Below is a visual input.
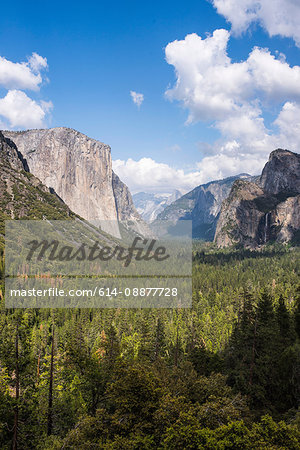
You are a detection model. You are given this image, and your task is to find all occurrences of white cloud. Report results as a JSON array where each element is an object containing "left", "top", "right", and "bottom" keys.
[
  {"left": 130, "top": 90, "right": 144, "bottom": 108},
  {"left": 0, "top": 53, "right": 51, "bottom": 129},
  {"left": 112, "top": 155, "right": 263, "bottom": 195},
  {"left": 116, "top": 29, "right": 300, "bottom": 195},
  {"left": 274, "top": 102, "right": 300, "bottom": 149},
  {"left": 0, "top": 52, "right": 48, "bottom": 90},
  {"left": 0, "top": 90, "right": 53, "bottom": 129},
  {"left": 248, "top": 47, "right": 300, "bottom": 101},
  {"left": 165, "top": 29, "right": 300, "bottom": 177},
  {"left": 28, "top": 52, "right": 48, "bottom": 73},
  {"left": 212, "top": 0, "right": 300, "bottom": 47},
  {"left": 113, "top": 157, "right": 205, "bottom": 194},
  {"left": 165, "top": 30, "right": 300, "bottom": 122},
  {"left": 196, "top": 151, "right": 266, "bottom": 180}
]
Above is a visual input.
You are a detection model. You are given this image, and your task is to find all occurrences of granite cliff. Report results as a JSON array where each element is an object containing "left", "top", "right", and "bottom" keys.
[
  {"left": 154, "top": 174, "right": 251, "bottom": 239},
  {"left": 0, "top": 130, "right": 123, "bottom": 257},
  {"left": 0, "top": 130, "right": 73, "bottom": 240},
  {"left": 260, "top": 149, "right": 300, "bottom": 195},
  {"left": 3, "top": 128, "right": 148, "bottom": 237},
  {"left": 214, "top": 149, "right": 300, "bottom": 247}
]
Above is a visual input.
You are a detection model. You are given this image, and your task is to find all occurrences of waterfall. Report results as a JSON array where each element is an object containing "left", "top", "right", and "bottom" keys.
[{"left": 264, "top": 213, "right": 269, "bottom": 243}]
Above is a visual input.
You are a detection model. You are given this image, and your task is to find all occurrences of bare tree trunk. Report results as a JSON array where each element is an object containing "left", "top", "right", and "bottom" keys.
[
  {"left": 174, "top": 324, "right": 179, "bottom": 367},
  {"left": 12, "top": 323, "right": 19, "bottom": 450},
  {"left": 249, "top": 315, "right": 257, "bottom": 386},
  {"left": 37, "top": 351, "right": 41, "bottom": 380},
  {"left": 47, "top": 323, "right": 55, "bottom": 436}
]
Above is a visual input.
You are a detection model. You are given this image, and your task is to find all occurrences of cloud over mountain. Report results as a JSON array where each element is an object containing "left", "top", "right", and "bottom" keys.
[
  {"left": 0, "top": 52, "right": 52, "bottom": 129},
  {"left": 112, "top": 154, "right": 261, "bottom": 195},
  {"left": 165, "top": 29, "right": 300, "bottom": 178}
]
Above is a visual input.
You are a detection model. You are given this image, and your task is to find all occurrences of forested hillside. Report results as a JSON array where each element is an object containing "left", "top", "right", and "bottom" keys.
[{"left": 0, "top": 245, "right": 299, "bottom": 448}]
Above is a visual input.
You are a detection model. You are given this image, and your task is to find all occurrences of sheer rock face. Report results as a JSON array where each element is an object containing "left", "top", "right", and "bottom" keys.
[
  {"left": 271, "top": 195, "right": 300, "bottom": 242},
  {"left": 260, "top": 149, "right": 300, "bottom": 195},
  {"left": 112, "top": 172, "right": 151, "bottom": 236},
  {"left": 3, "top": 128, "right": 146, "bottom": 237},
  {"left": 155, "top": 174, "right": 251, "bottom": 240},
  {"left": 215, "top": 150, "right": 300, "bottom": 248},
  {"left": 214, "top": 180, "right": 266, "bottom": 248}
]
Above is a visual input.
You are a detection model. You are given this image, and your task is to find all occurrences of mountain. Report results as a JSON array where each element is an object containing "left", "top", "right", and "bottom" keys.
[
  {"left": 3, "top": 128, "right": 148, "bottom": 238},
  {"left": 133, "top": 190, "right": 183, "bottom": 222},
  {"left": 260, "top": 148, "right": 300, "bottom": 195},
  {"left": 154, "top": 174, "right": 251, "bottom": 239},
  {"left": 112, "top": 172, "right": 152, "bottom": 235},
  {"left": 215, "top": 149, "right": 300, "bottom": 247},
  {"left": 0, "top": 130, "right": 73, "bottom": 245},
  {"left": 0, "top": 130, "right": 134, "bottom": 255},
  {"left": 0, "top": 131, "right": 74, "bottom": 222}
]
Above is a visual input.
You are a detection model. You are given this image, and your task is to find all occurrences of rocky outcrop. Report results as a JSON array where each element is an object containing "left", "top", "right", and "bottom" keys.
[
  {"left": 155, "top": 174, "right": 251, "bottom": 240},
  {"left": 3, "top": 128, "right": 147, "bottom": 238},
  {"left": 0, "top": 131, "right": 73, "bottom": 223},
  {"left": 271, "top": 195, "right": 300, "bottom": 242},
  {"left": 214, "top": 150, "right": 300, "bottom": 247},
  {"left": 0, "top": 132, "right": 26, "bottom": 171},
  {"left": 112, "top": 172, "right": 151, "bottom": 236},
  {"left": 260, "top": 149, "right": 300, "bottom": 195},
  {"left": 215, "top": 180, "right": 269, "bottom": 247}
]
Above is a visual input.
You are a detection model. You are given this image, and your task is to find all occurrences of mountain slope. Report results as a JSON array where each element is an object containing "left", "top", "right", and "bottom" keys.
[
  {"left": 112, "top": 172, "right": 150, "bottom": 236},
  {"left": 3, "top": 128, "right": 147, "bottom": 238},
  {"left": 0, "top": 131, "right": 74, "bottom": 247},
  {"left": 154, "top": 174, "right": 251, "bottom": 239},
  {"left": 214, "top": 149, "right": 300, "bottom": 247},
  {"left": 0, "top": 131, "right": 128, "bottom": 256}
]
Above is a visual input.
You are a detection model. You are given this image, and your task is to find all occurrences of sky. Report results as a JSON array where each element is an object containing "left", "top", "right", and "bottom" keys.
[{"left": 1, "top": 0, "right": 300, "bottom": 194}]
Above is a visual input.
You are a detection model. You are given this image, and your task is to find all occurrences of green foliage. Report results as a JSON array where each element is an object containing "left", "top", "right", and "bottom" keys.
[
  {"left": 0, "top": 245, "right": 299, "bottom": 448},
  {"left": 162, "top": 415, "right": 300, "bottom": 449}
]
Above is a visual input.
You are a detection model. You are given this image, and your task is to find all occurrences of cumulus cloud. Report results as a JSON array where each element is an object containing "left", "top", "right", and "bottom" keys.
[
  {"left": 28, "top": 52, "right": 48, "bottom": 73},
  {"left": 113, "top": 157, "right": 205, "bottom": 194},
  {"left": 112, "top": 154, "right": 261, "bottom": 194},
  {"left": 0, "top": 52, "right": 51, "bottom": 129},
  {"left": 117, "top": 30, "right": 300, "bottom": 195},
  {"left": 0, "top": 90, "right": 53, "bottom": 129},
  {"left": 0, "top": 52, "right": 48, "bottom": 90},
  {"left": 165, "top": 30, "right": 300, "bottom": 122},
  {"left": 274, "top": 102, "right": 300, "bottom": 149},
  {"left": 212, "top": 0, "right": 300, "bottom": 47},
  {"left": 130, "top": 90, "right": 144, "bottom": 108},
  {"left": 113, "top": 150, "right": 275, "bottom": 195},
  {"left": 165, "top": 29, "right": 300, "bottom": 178}
]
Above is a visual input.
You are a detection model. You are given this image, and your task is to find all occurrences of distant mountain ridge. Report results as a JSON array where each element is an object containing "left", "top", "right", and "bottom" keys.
[
  {"left": 154, "top": 174, "right": 252, "bottom": 240},
  {"left": 133, "top": 190, "right": 183, "bottom": 222}
]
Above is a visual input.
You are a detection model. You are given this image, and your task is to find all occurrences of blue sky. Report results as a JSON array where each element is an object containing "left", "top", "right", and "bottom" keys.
[{"left": 1, "top": 0, "right": 300, "bottom": 193}]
